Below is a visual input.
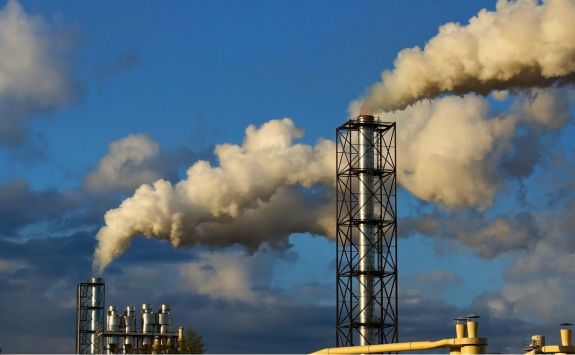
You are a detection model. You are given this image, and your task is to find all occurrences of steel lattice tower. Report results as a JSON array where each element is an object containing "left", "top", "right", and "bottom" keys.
[
  {"left": 336, "top": 115, "right": 398, "bottom": 346},
  {"left": 76, "top": 277, "right": 105, "bottom": 354}
]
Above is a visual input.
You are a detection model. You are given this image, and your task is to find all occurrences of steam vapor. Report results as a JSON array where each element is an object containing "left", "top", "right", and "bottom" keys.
[
  {"left": 360, "top": 0, "right": 575, "bottom": 114},
  {"left": 94, "top": 0, "right": 575, "bottom": 274},
  {"left": 93, "top": 119, "right": 335, "bottom": 272}
]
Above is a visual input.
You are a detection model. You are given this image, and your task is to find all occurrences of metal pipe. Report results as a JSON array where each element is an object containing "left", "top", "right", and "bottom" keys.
[
  {"left": 561, "top": 328, "right": 572, "bottom": 347},
  {"left": 178, "top": 326, "right": 184, "bottom": 353},
  {"left": 358, "top": 114, "right": 375, "bottom": 345},
  {"left": 141, "top": 304, "right": 155, "bottom": 348},
  {"left": 158, "top": 304, "right": 172, "bottom": 346},
  {"left": 312, "top": 337, "right": 487, "bottom": 355},
  {"left": 89, "top": 277, "right": 104, "bottom": 354},
  {"left": 456, "top": 324, "right": 465, "bottom": 339},
  {"left": 467, "top": 321, "right": 477, "bottom": 338},
  {"left": 123, "top": 306, "right": 136, "bottom": 354},
  {"left": 107, "top": 306, "right": 120, "bottom": 354}
]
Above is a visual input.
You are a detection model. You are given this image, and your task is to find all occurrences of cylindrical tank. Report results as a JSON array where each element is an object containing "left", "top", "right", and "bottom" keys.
[
  {"left": 158, "top": 304, "right": 172, "bottom": 347},
  {"left": 141, "top": 304, "right": 155, "bottom": 346},
  {"left": 124, "top": 306, "right": 136, "bottom": 353},
  {"left": 107, "top": 306, "right": 121, "bottom": 354},
  {"left": 89, "top": 277, "right": 105, "bottom": 354},
  {"left": 358, "top": 114, "right": 375, "bottom": 346}
]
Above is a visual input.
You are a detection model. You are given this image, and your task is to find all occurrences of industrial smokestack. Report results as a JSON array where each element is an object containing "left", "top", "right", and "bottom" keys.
[
  {"left": 106, "top": 306, "right": 120, "bottom": 354},
  {"left": 89, "top": 277, "right": 105, "bottom": 354},
  {"left": 336, "top": 116, "right": 398, "bottom": 346},
  {"left": 123, "top": 306, "right": 136, "bottom": 353},
  {"left": 358, "top": 114, "right": 375, "bottom": 346},
  {"left": 76, "top": 277, "right": 105, "bottom": 354}
]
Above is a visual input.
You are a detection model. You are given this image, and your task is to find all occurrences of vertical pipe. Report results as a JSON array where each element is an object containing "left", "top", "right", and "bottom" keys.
[
  {"left": 89, "top": 277, "right": 104, "bottom": 355},
  {"left": 358, "top": 115, "right": 375, "bottom": 346},
  {"left": 124, "top": 306, "right": 135, "bottom": 354},
  {"left": 141, "top": 304, "right": 154, "bottom": 349},
  {"left": 560, "top": 328, "right": 572, "bottom": 346},
  {"left": 456, "top": 323, "right": 465, "bottom": 339},
  {"left": 467, "top": 320, "right": 477, "bottom": 338},
  {"left": 178, "top": 326, "right": 184, "bottom": 353}
]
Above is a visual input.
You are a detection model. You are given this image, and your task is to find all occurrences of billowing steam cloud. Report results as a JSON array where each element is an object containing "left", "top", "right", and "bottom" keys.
[
  {"left": 379, "top": 89, "right": 572, "bottom": 210},
  {"left": 94, "top": 0, "right": 575, "bottom": 273},
  {"left": 359, "top": 0, "right": 575, "bottom": 114},
  {"left": 93, "top": 119, "right": 335, "bottom": 272}
]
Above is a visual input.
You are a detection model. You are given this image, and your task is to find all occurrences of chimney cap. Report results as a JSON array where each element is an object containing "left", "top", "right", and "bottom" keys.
[{"left": 357, "top": 114, "right": 375, "bottom": 122}]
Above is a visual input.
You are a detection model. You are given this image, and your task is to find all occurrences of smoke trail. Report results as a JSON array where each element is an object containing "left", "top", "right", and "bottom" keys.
[
  {"left": 360, "top": 0, "right": 575, "bottom": 114},
  {"left": 93, "top": 119, "right": 335, "bottom": 272}
]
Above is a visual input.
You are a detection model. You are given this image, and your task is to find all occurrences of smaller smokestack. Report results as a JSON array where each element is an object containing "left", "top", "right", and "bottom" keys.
[
  {"left": 560, "top": 323, "right": 573, "bottom": 346},
  {"left": 141, "top": 304, "right": 155, "bottom": 348},
  {"left": 123, "top": 306, "right": 136, "bottom": 353},
  {"left": 454, "top": 317, "right": 466, "bottom": 339},
  {"left": 466, "top": 315, "right": 480, "bottom": 338},
  {"left": 158, "top": 304, "right": 172, "bottom": 347},
  {"left": 178, "top": 326, "right": 184, "bottom": 353},
  {"left": 106, "top": 306, "right": 120, "bottom": 354}
]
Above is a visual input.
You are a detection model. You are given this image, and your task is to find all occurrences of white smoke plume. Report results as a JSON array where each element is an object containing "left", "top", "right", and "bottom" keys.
[
  {"left": 359, "top": 0, "right": 575, "bottom": 114},
  {"left": 375, "top": 88, "right": 573, "bottom": 210},
  {"left": 93, "top": 89, "right": 573, "bottom": 271},
  {"left": 93, "top": 119, "right": 335, "bottom": 272},
  {"left": 383, "top": 95, "right": 517, "bottom": 209}
]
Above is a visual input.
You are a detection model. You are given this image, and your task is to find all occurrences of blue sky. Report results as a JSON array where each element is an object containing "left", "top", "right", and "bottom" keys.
[{"left": 1, "top": 0, "right": 575, "bottom": 353}]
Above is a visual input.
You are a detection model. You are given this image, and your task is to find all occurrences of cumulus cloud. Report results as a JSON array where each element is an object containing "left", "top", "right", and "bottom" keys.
[
  {"left": 85, "top": 134, "right": 162, "bottom": 193},
  {"left": 85, "top": 133, "right": 208, "bottom": 195},
  {"left": 0, "top": 0, "right": 79, "bottom": 147},
  {"left": 93, "top": 119, "right": 335, "bottom": 272},
  {"left": 359, "top": 0, "right": 575, "bottom": 113}
]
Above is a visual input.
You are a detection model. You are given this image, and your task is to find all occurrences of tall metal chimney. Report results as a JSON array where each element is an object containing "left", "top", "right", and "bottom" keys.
[
  {"left": 336, "top": 115, "right": 398, "bottom": 346},
  {"left": 358, "top": 115, "right": 375, "bottom": 345},
  {"left": 76, "top": 277, "right": 105, "bottom": 354}
]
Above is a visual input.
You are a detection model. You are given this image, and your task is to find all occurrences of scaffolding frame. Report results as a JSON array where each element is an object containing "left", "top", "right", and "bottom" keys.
[
  {"left": 336, "top": 117, "right": 398, "bottom": 346},
  {"left": 76, "top": 278, "right": 105, "bottom": 354}
]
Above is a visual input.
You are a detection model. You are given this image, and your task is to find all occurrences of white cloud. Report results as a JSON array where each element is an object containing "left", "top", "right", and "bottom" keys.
[
  {"left": 0, "top": 0, "right": 78, "bottom": 146},
  {"left": 85, "top": 134, "right": 162, "bottom": 193}
]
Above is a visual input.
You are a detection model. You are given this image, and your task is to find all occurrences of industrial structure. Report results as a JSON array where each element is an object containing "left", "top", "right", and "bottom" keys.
[
  {"left": 76, "top": 277, "right": 105, "bottom": 354},
  {"left": 75, "top": 277, "right": 183, "bottom": 354},
  {"left": 336, "top": 115, "right": 398, "bottom": 347}
]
